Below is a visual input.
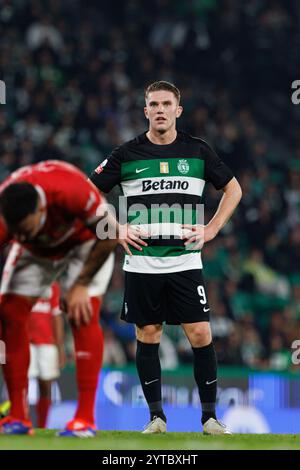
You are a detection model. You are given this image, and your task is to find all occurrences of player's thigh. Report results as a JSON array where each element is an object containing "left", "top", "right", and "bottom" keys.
[
  {"left": 36, "top": 345, "right": 59, "bottom": 381},
  {"left": 166, "top": 269, "right": 210, "bottom": 324},
  {"left": 60, "top": 240, "right": 115, "bottom": 296},
  {"left": 121, "top": 272, "right": 166, "bottom": 327},
  {"left": 1, "top": 243, "right": 57, "bottom": 298}
]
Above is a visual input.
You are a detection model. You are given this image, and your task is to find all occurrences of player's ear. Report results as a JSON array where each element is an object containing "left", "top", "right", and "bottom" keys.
[
  {"left": 144, "top": 106, "right": 149, "bottom": 119},
  {"left": 176, "top": 105, "right": 183, "bottom": 118}
]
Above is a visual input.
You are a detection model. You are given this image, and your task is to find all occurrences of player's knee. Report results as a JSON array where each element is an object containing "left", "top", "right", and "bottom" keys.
[
  {"left": 189, "top": 324, "right": 212, "bottom": 347},
  {"left": 136, "top": 324, "right": 162, "bottom": 343}
]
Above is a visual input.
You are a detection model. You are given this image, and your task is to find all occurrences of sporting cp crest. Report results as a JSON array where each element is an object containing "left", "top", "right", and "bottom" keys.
[{"left": 177, "top": 159, "right": 189, "bottom": 174}]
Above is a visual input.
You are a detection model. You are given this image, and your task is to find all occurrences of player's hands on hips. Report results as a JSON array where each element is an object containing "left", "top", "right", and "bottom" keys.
[
  {"left": 118, "top": 223, "right": 148, "bottom": 256},
  {"left": 182, "top": 224, "right": 218, "bottom": 250},
  {"left": 65, "top": 284, "right": 92, "bottom": 328}
]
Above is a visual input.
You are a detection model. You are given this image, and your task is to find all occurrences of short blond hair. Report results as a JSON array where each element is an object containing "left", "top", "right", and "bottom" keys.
[{"left": 145, "top": 81, "right": 180, "bottom": 103}]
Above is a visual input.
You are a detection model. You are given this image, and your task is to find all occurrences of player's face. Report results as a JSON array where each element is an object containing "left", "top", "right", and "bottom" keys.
[
  {"left": 144, "top": 90, "right": 183, "bottom": 134},
  {"left": 11, "top": 206, "right": 46, "bottom": 242}
]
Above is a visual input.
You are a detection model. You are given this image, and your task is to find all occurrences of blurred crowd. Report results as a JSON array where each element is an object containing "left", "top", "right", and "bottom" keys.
[{"left": 0, "top": 0, "right": 300, "bottom": 370}]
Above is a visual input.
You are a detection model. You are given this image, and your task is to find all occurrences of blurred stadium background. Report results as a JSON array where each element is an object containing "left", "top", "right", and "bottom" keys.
[{"left": 0, "top": 0, "right": 300, "bottom": 434}]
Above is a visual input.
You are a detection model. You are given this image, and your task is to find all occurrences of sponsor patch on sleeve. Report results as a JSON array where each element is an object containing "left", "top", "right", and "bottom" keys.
[{"left": 95, "top": 159, "right": 108, "bottom": 174}]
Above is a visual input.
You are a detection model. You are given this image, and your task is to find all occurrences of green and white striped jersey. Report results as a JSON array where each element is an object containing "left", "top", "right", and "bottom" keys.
[{"left": 90, "top": 131, "right": 233, "bottom": 274}]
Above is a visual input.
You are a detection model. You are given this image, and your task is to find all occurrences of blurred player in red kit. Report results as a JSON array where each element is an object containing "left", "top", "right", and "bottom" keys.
[
  {"left": 0, "top": 160, "right": 116, "bottom": 436},
  {"left": 28, "top": 282, "right": 65, "bottom": 428},
  {"left": 1, "top": 282, "right": 65, "bottom": 427}
]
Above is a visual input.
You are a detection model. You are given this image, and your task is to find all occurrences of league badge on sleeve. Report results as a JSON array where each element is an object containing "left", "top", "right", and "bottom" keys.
[{"left": 95, "top": 159, "right": 108, "bottom": 174}]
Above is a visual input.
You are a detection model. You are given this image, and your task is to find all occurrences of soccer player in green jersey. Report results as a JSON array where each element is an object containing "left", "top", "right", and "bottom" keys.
[{"left": 90, "top": 81, "right": 242, "bottom": 435}]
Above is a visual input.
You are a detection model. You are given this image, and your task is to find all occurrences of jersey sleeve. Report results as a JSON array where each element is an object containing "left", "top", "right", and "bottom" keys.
[
  {"left": 89, "top": 146, "right": 123, "bottom": 193},
  {"left": 202, "top": 141, "right": 234, "bottom": 190}
]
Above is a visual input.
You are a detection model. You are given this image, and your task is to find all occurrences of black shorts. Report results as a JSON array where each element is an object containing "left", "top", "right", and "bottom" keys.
[{"left": 121, "top": 269, "right": 210, "bottom": 327}]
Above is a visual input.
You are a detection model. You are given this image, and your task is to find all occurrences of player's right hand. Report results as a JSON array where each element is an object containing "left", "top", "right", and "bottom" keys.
[
  {"left": 65, "top": 284, "right": 93, "bottom": 328},
  {"left": 118, "top": 224, "right": 149, "bottom": 256}
]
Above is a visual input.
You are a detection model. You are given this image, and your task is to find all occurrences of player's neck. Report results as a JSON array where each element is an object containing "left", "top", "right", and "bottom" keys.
[{"left": 146, "top": 128, "right": 177, "bottom": 145}]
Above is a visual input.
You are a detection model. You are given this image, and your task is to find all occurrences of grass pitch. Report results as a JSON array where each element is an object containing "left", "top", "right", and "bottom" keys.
[{"left": 0, "top": 430, "right": 299, "bottom": 450}]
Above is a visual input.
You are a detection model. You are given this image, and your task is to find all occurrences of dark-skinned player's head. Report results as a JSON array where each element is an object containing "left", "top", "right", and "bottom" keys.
[{"left": 0, "top": 182, "right": 45, "bottom": 242}]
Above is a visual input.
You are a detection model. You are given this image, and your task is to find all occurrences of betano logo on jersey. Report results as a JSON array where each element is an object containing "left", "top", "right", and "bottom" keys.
[{"left": 142, "top": 179, "right": 189, "bottom": 191}]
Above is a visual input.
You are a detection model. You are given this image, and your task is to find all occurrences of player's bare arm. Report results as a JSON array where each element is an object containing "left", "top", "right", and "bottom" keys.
[
  {"left": 183, "top": 177, "right": 242, "bottom": 249},
  {"left": 87, "top": 179, "right": 148, "bottom": 256},
  {"left": 52, "top": 312, "right": 66, "bottom": 369}
]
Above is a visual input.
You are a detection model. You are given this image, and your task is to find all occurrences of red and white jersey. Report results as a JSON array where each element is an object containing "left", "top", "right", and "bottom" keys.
[
  {"left": 0, "top": 160, "right": 103, "bottom": 259},
  {"left": 30, "top": 283, "right": 61, "bottom": 345}
]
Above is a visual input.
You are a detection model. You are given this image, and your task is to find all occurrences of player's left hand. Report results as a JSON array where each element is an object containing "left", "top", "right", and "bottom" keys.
[
  {"left": 181, "top": 224, "right": 218, "bottom": 250},
  {"left": 65, "top": 284, "right": 92, "bottom": 328}
]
